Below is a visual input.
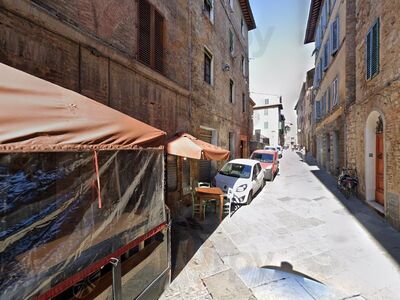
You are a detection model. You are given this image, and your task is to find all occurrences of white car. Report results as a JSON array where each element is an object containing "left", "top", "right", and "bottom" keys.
[{"left": 214, "top": 159, "right": 265, "bottom": 205}]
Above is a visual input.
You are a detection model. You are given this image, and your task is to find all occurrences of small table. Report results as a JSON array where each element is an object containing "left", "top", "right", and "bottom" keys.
[{"left": 195, "top": 187, "right": 224, "bottom": 222}]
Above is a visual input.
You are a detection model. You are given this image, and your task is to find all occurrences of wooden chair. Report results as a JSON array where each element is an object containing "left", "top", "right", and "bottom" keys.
[
  {"left": 198, "top": 182, "right": 218, "bottom": 213},
  {"left": 223, "top": 188, "right": 233, "bottom": 216},
  {"left": 191, "top": 190, "right": 206, "bottom": 219}
]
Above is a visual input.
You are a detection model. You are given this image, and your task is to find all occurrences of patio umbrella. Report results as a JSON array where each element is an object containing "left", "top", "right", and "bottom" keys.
[{"left": 166, "top": 132, "right": 230, "bottom": 161}]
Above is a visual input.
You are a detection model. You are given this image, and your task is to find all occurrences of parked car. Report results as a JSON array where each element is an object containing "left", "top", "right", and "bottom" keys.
[
  {"left": 214, "top": 159, "right": 265, "bottom": 205},
  {"left": 250, "top": 150, "right": 279, "bottom": 181},
  {"left": 264, "top": 145, "right": 276, "bottom": 152},
  {"left": 276, "top": 145, "right": 283, "bottom": 158}
]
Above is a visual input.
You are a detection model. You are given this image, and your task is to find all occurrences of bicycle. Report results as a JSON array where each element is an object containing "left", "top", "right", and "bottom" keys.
[{"left": 337, "top": 168, "right": 359, "bottom": 199}]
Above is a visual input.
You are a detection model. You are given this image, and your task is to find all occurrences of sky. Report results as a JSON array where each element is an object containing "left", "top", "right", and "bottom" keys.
[{"left": 248, "top": 0, "right": 315, "bottom": 129}]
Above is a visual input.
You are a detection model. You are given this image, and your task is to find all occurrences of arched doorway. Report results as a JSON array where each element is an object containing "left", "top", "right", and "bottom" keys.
[{"left": 365, "top": 111, "right": 385, "bottom": 206}]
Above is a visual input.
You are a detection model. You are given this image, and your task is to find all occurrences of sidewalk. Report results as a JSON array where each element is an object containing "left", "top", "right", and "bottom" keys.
[{"left": 161, "top": 150, "right": 400, "bottom": 299}]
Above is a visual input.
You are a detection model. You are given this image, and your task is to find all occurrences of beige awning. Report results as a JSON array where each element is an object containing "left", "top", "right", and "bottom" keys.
[
  {"left": 166, "top": 132, "right": 230, "bottom": 161},
  {"left": 0, "top": 63, "right": 166, "bottom": 152}
]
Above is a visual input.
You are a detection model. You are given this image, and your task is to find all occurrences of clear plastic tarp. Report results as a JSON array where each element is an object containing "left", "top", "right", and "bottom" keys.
[{"left": 0, "top": 149, "right": 166, "bottom": 299}]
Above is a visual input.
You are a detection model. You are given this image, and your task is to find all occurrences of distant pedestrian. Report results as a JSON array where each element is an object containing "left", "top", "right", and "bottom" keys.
[{"left": 301, "top": 146, "right": 306, "bottom": 162}]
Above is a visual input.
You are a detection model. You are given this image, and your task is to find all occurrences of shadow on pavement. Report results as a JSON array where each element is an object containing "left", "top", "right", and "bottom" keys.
[
  {"left": 262, "top": 261, "right": 322, "bottom": 284},
  {"left": 304, "top": 157, "right": 400, "bottom": 267},
  {"left": 170, "top": 211, "right": 219, "bottom": 280},
  {"left": 170, "top": 184, "right": 266, "bottom": 280}
]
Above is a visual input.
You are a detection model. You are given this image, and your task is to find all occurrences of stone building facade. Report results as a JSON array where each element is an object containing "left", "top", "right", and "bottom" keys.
[
  {"left": 187, "top": 0, "right": 255, "bottom": 185},
  {"left": 305, "top": 0, "right": 356, "bottom": 175},
  {"left": 295, "top": 68, "right": 315, "bottom": 154},
  {"left": 0, "top": 0, "right": 255, "bottom": 216},
  {"left": 295, "top": 83, "right": 306, "bottom": 147},
  {"left": 304, "top": 0, "right": 400, "bottom": 230},
  {"left": 345, "top": 0, "right": 400, "bottom": 229}
]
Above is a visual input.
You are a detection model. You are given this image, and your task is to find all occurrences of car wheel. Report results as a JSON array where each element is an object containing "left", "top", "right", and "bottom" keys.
[
  {"left": 270, "top": 173, "right": 274, "bottom": 182},
  {"left": 247, "top": 191, "right": 253, "bottom": 205}
]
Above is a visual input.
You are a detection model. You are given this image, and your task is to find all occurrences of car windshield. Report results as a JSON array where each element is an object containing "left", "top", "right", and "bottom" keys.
[
  {"left": 265, "top": 147, "right": 275, "bottom": 151},
  {"left": 219, "top": 163, "right": 252, "bottom": 179},
  {"left": 251, "top": 153, "right": 274, "bottom": 163}
]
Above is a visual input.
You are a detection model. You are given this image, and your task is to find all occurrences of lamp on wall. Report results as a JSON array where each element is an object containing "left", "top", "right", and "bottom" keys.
[{"left": 222, "top": 64, "right": 230, "bottom": 72}]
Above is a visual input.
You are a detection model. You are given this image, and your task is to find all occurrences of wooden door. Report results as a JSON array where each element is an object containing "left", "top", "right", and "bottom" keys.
[{"left": 375, "top": 133, "right": 384, "bottom": 205}]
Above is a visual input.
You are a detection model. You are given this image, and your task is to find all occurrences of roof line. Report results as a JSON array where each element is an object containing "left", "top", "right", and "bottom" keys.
[
  {"left": 239, "top": 0, "right": 256, "bottom": 31},
  {"left": 304, "top": 0, "right": 323, "bottom": 44}
]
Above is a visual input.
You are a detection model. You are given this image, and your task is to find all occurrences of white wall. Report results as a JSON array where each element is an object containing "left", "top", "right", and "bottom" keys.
[{"left": 253, "top": 97, "right": 280, "bottom": 146}]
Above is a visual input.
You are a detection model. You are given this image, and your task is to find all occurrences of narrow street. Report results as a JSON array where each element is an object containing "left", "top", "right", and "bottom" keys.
[{"left": 161, "top": 150, "right": 400, "bottom": 300}]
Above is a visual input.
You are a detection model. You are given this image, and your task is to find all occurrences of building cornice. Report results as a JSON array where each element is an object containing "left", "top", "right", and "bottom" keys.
[
  {"left": 304, "top": 0, "right": 323, "bottom": 44},
  {"left": 239, "top": 0, "right": 256, "bottom": 30}
]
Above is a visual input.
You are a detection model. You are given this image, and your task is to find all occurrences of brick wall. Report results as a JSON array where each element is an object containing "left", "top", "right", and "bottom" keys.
[{"left": 0, "top": 0, "right": 191, "bottom": 135}]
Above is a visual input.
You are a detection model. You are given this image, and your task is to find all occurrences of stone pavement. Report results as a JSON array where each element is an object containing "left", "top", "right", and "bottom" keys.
[{"left": 160, "top": 150, "right": 400, "bottom": 299}]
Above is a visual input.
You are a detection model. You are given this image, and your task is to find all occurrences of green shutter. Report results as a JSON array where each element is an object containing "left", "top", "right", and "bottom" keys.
[{"left": 371, "top": 20, "right": 380, "bottom": 77}]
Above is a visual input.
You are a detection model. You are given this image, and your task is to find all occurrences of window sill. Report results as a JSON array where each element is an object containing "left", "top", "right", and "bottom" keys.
[
  {"left": 202, "top": 10, "right": 214, "bottom": 26},
  {"left": 366, "top": 70, "right": 380, "bottom": 81}
]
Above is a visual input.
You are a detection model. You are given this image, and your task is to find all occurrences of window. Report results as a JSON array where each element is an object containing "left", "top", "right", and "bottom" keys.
[
  {"left": 319, "top": 57, "right": 323, "bottom": 79},
  {"left": 321, "top": 3, "right": 327, "bottom": 32},
  {"left": 229, "top": 79, "right": 234, "bottom": 103},
  {"left": 229, "top": 29, "right": 234, "bottom": 55},
  {"left": 241, "top": 18, "right": 245, "bottom": 36},
  {"left": 366, "top": 19, "right": 380, "bottom": 80},
  {"left": 264, "top": 122, "right": 269, "bottom": 129},
  {"left": 315, "top": 100, "right": 321, "bottom": 120},
  {"left": 204, "top": 0, "right": 214, "bottom": 22},
  {"left": 326, "top": 89, "right": 331, "bottom": 112},
  {"left": 323, "top": 43, "right": 329, "bottom": 70},
  {"left": 325, "top": 0, "right": 330, "bottom": 21},
  {"left": 241, "top": 55, "right": 245, "bottom": 76},
  {"left": 167, "top": 155, "right": 177, "bottom": 192},
  {"left": 332, "top": 78, "right": 339, "bottom": 106},
  {"left": 204, "top": 48, "right": 213, "bottom": 84},
  {"left": 242, "top": 93, "right": 246, "bottom": 113},
  {"left": 314, "top": 63, "right": 319, "bottom": 88},
  {"left": 138, "top": 0, "right": 164, "bottom": 73},
  {"left": 229, "top": 132, "right": 235, "bottom": 159},
  {"left": 331, "top": 17, "right": 339, "bottom": 54},
  {"left": 321, "top": 95, "right": 326, "bottom": 118},
  {"left": 264, "top": 98, "right": 270, "bottom": 105},
  {"left": 264, "top": 109, "right": 268, "bottom": 116},
  {"left": 229, "top": 0, "right": 234, "bottom": 10}
]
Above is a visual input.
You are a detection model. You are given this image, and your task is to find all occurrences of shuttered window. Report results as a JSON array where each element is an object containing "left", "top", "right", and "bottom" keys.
[
  {"left": 229, "top": 29, "right": 234, "bottom": 55},
  {"left": 138, "top": 0, "right": 164, "bottom": 73},
  {"left": 366, "top": 19, "right": 380, "bottom": 80},
  {"left": 204, "top": 0, "right": 212, "bottom": 18},
  {"left": 167, "top": 155, "right": 177, "bottom": 192},
  {"left": 229, "top": 79, "right": 234, "bottom": 103},
  {"left": 204, "top": 48, "right": 212, "bottom": 84},
  {"left": 327, "top": 89, "right": 331, "bottom": 112},
  {"left": 332, "top": 78, "right": 339, "bottom": 106},
  {"left": 138, "top": 0, "right": 151, "bottom": 66},
  {"left": 316, "top": 100, "right": 321, "bottom": 121},
  {"left": 323, "top": 43, "right": 329, "bottom": 70},
  {"left": 242, "top": 93, "right": 246, "bottom": 113},
  {"left": 154, "top": 10, "right": 164, "bottom": 73},
  {"left": 331, "top": 17, "right": 339, "bottom": 54},
  {"left": 241, "top": 55, "right": 245, "bottom": 76}
]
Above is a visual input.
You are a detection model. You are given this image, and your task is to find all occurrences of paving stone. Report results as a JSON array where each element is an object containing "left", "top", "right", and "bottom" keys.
[
  {"left": 202, "top": 269, "right": 254, "bottom": 300},
  {"left": 164, "top": 151, "right": 400, "bottom": 299}
]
